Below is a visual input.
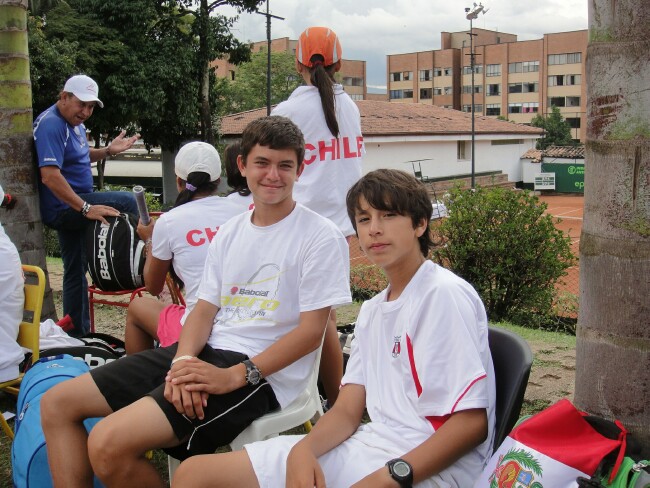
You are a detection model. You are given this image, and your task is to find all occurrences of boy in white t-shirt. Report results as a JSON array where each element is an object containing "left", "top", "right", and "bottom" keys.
[
  {"left": 41, "top": 116, "right": 351, "bottom": 487},
  {"left": 172, "top": 169, "right": 495, "bottom": 488}
]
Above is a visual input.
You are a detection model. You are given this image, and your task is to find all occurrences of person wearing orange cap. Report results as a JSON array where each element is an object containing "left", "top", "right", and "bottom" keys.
[{"left": 271, "top": 26, "right": 365, "bottom": 407}]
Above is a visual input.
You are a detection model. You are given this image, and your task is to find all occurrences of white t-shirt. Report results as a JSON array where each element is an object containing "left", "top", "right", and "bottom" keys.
[
  {"left": 197, "top": 204, "right": 351, "bottom": 408},
  {"left": 225, "top": 191, "right": 254, "bottom": 211},
  {"left": 246, "top": 260, "right": 495, "bottom": 488},
  {"left": 271, "top": 85, "right": 364, "bottom": 237},
  {"left": 0, "top": 223, "right": 25, "bottom": 383},
  {"left": 151, "top": 196, "right": 244, "bottom": 322}
]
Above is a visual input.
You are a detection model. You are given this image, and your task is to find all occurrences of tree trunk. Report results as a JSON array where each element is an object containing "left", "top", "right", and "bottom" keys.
[
  {"left": 577, "top": 0, "right": 650, "bottom": 454},
  {"left": 0, "top": 0, "right": 56, "bottom": 320},
  {"left": 198, "top": 0, "right": 213, "bottom": 145}
]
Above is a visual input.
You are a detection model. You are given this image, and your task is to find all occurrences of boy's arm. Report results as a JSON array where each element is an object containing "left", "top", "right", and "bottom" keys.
[
  {"left": 171, "top": 306, "right": 332, "bottom": 418},
  {"left": 286, "top": 383, "right": 367, "bottom": 488},
  {"left": 352, "top": 408, "right": 488, "bottom": 488}
]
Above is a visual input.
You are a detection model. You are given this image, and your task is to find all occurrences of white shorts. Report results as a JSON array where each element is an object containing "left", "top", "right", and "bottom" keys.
[{"left": 244, "top": 427, "right": 448, "bottom": 488}]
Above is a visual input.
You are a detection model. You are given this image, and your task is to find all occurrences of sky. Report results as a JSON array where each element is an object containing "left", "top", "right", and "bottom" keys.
[{"left": 220, "top": 0, "right": 588, "bottom": 92}]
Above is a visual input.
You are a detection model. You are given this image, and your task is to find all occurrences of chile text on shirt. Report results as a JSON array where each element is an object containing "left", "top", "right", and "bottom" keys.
[
  {"left": 303, "top": 136, "right": 364, "bottom": 165},
  {"left": 186, "top": 226, "right": 220, "bottom": 247}
]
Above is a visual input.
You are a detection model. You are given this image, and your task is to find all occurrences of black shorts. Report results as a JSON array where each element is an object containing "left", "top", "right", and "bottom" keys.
[{"left": 90, "top": 343, "right": 279, "bottom": 460}]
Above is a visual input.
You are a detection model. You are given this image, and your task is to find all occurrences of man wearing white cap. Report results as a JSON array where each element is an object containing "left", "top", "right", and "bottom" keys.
[{"left": 33, "top": 74, "right": 140, "bottom": 337}]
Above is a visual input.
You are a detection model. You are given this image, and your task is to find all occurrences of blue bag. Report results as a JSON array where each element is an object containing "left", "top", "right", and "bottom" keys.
[{"left": 11, "top": 354, "right": 104, "bottom": 488}]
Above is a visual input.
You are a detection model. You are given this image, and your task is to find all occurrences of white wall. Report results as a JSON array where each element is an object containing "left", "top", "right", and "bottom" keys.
[{"left": 362, "top": 135, "right": 538, "bottom": 183}]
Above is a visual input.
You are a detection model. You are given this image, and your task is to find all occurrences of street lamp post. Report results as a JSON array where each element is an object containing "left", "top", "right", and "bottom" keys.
[
  {"left": 465, "top": 3, "right": 487, "bottom": 189},
  {"left": 256, "top": 0, "right": 284, "bottom": 115}
]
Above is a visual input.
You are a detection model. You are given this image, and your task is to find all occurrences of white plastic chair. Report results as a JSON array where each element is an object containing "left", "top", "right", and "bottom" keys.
[{"left": 168, "top": 329, "right": 326, "bottom": 478}]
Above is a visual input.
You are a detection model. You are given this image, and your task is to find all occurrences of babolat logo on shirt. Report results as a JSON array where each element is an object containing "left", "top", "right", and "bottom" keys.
[
  {"left": 97, "top": 223, "right": 110, "bottom": 280},
  {"left": 238, "top": 288, "right": 269, "bottom": 297}
]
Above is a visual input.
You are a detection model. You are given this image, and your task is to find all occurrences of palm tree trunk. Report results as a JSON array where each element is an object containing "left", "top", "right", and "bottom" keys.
[
  {"left": 577, "top": 0, "right": 650, "bottom": 454},
  {"left": 0, "top": 0, "right": 56, "bottom": 320}
]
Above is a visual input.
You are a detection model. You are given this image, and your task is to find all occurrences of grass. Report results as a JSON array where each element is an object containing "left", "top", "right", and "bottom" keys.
[{"left": 0, "top": 277, "right": 576, "bottom": 487}]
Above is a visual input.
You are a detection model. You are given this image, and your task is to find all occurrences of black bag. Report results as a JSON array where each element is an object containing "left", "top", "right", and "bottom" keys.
[{"left": 86, "top": 212, "right": 145, "bottom": 291}]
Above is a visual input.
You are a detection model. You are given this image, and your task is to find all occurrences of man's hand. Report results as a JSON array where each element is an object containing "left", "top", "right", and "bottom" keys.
[
  {"left": 108, "top": 130, "right": 140, "bottom": 156},
  {"left": 85, "top": 204, "right": 120, "bottom": 225},
  {"left": 137, "top": 218, "right": 155, "bottom": 241},
  {"left": 164, "top": 378, "right": 208, "bottom": 420},
  {"left": 286, "top": 443, "right": 326, "bottom": 488}
]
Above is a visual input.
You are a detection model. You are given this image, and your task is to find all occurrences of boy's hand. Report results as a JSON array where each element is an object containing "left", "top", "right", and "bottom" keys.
[
  {"left": 169, "top": 358, "right": 245, "bottom": 394},
  {"left": 286, "top": 443, "right": 326, "bottom": 488},
  {"left": 163, "top": 378, "right": 207, "bottom": 420}
]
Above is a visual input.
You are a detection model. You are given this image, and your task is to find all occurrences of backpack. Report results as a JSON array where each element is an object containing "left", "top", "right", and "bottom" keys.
[
  {"left": 11, "top": 355, "right": 104, "bottom": 488},
  {"left": 86, "top": 212, "right": 145, "bottom": 291}
]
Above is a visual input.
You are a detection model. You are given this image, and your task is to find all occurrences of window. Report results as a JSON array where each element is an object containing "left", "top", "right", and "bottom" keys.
[
  {"left": 508, "top": 103, "right": 522, "bottom": 114},
  {"left": 566, "top": 117, "right": 581, "bottom": 128},
  {"left": 508, "top": 61, "right": 539, "bottom": 73},
  {"left": 229, "top": 70, "right": 236, "bottom": 81},
  {"left": 420, "top": 69, "right": 433, "bottom": 81},
  {"left": 444, "top": 86, "right": 453, "bottom": 95},
  {"left": 486, "top": 64, "right": 501, "bottom": 77},
  {"left": 486, "top": 104, "right": 501, "bottom": 116},
  {"left": 462, "top": 85, "right": 483, "bottom": 94},
  {"left": 433, "top": 87, "right": 442, "bottom": 95},
  {"left": 523, "top": 102, "right": 539, "bottom": 113},
  {"left": 342, "top": 76, "right": 363, "bottom": 87},
  {"left": 548, "top": 52, "right": 582, "bottom": 65},
  {"left": 420, "top": 88, "right": 432, "bottom": 99},
  {"left": 457, "top": 141, "right": 468, "bottom": 160},
  {"left": 491, "top": 139, "right": 523, "bottom": 145},
  {"left": 463, "top": 65, "right": 482, "bottom": 75},
  {"left": 390, "top": 89, "right": 413, "bottom": 100},
  {"left": 486, "top": 83, "right": 501, "bottom": 96},
  {"left": 443, "top": 67, "right": 452, "bottom": 76},
  {"left": 548, "top": 74, "right": 581, "bottom": 86},
  {"left": 462, "top": 104, "right": 483, "bottom": 113},
  {"left": 548, "top": 96, "right": 581, "bottom": 107},
  {"left": 566, "top": 96, "right": 580, "bottom": 107},
  {"left": 433, "top": 67, "right": 442, "bottom": 77},
  {"left": 390, "top": 71, "right": 413, "bottom": 82},
  {"left": 508, "top": 82, "right": 539, "bottom": 93}
]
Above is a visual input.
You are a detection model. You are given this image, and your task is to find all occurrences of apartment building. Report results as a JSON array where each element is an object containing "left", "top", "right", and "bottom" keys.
[
  {"left": 212, "top": 37, "right": 367, "bottom": 100},
  {"left": 387, "top": 29, "right": 587, "bottom": 142}
]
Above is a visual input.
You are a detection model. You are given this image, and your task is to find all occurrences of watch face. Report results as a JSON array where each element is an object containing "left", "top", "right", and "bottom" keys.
[{"left": 392, "top": 461, "right": 411, "bottom": 477}]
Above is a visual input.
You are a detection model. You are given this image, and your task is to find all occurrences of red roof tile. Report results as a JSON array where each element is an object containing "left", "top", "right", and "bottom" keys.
[{"left": 219, "top": 100, "right": 544, "bottom": 137}]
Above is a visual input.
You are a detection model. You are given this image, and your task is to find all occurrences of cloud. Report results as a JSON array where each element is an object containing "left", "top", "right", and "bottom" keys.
[{"left": 218, "top": 0, "right": 587, "bottom": 91}]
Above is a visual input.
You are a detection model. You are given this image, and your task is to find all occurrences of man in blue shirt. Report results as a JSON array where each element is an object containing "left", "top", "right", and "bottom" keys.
[{"left": 34, "top": 74, "right": 140, "bottom": 337}]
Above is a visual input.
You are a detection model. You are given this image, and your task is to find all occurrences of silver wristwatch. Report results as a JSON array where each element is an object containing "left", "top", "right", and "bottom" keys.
[{"left": 242, "top": 359, "right": 262, "bottom": 386}]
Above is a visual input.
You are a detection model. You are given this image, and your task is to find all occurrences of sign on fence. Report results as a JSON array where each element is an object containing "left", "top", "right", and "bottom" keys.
[{"left": 534, "top": 172, "right": 556, "bottom": 190}]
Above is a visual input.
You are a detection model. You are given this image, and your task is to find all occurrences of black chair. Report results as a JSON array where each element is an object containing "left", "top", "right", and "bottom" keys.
[{"left": 488, "top": 326, "right": 533, "bottom": 451}]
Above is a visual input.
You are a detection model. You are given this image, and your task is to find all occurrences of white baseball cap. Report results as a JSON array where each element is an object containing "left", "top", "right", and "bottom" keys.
[
  {"left": 175, "top": 142, "right": 222, "bottom": 182},
  {"left": 63, "top": 75, "right": 104, "bottom": 108}
]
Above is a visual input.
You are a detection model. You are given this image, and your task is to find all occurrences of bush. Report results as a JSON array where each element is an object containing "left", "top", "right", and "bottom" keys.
[
  {"left": 350, "top": 264, "right": 387, "bottom": 301},
  {"left": 432, "top": 186, "right": 575, "bottom": 327}
]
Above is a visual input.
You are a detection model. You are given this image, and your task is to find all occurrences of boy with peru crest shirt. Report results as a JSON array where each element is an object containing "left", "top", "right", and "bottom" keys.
[
  {"left": 173, "top": 169, "right": 496, "bottom": 488},
  {"left": 41, "top": 116, "right": 351, "bottom": 488}
]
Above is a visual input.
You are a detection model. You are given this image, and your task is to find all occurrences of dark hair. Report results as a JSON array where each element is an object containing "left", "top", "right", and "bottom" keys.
[
  {"left": 305, "top": 54, "right": 339, "bottom": 138},
  {"left": 346, "top": 169, "right": 433, "bottom": 256},
  {"left": 240, "top": 116, "right": 305, "bottom": 166},
  {"left": 224, "top": 141, "right": 250, "bottom": 197},
  {"left": 173, "top": 171, "right": 218, "bottom": 208}
]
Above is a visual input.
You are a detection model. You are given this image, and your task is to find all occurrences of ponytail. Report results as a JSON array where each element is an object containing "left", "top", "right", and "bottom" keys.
[
  {"left": 309, "top": 55, "right": 339, "bottom": 138},
  {"left": 173, "top": 171, "right": 217, "bottom": 208}
]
